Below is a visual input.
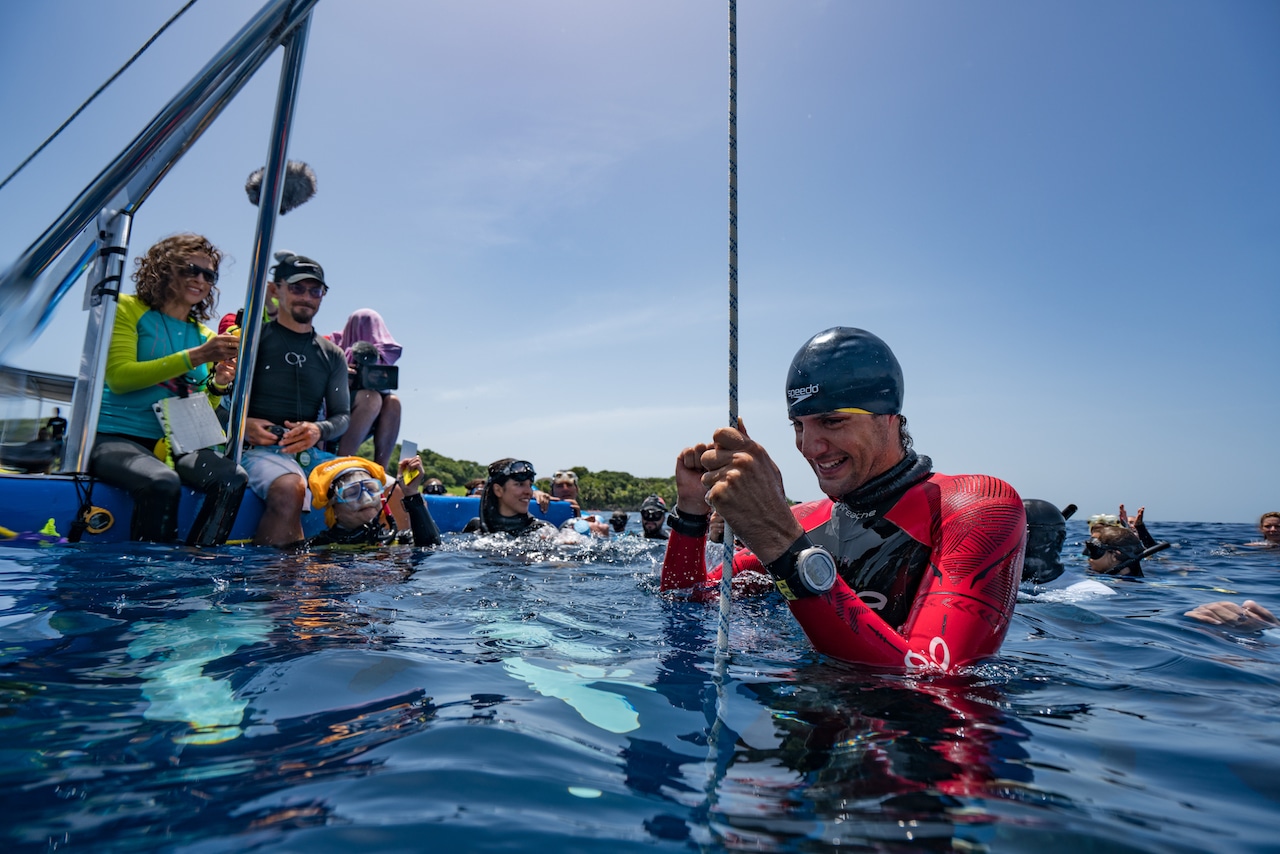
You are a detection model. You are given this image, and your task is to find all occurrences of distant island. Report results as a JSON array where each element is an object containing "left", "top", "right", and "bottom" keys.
[{"left": 365, "top": 442, "right": 677, "bottom": 512}]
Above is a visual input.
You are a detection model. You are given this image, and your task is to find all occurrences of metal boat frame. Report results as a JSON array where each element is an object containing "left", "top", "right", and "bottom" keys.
[{"left": 0, "top": 0, "right": 320, "bottom": 542}]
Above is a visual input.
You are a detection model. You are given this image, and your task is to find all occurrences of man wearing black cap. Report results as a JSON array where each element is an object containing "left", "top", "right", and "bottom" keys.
[
  {"left": 660, "top": 327, "right": 1026, "bottom": 672},
  {"left": 639, "top": 495, "right": 669, "bottom": 540},
  {"left": 240, "top": 252, "right": 350, "bottom": 546}
]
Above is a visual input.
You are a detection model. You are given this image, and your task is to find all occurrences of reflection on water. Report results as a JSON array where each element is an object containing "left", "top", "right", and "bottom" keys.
[{"left": 0, "top": 521, "right": 1276, "bottom": 852}]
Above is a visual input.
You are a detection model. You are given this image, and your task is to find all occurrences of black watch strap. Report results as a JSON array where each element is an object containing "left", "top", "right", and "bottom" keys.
[
  {"left": 765, "top": 533, "right": 822, "bottom": 600},
  {"left": 666, "top": 508, "right": 710, "bottom": 537}
]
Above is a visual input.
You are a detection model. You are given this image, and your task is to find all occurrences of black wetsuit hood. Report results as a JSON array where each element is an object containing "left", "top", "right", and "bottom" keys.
[{"left": 835, "top": 451, "right": 933, "bottom": 513}]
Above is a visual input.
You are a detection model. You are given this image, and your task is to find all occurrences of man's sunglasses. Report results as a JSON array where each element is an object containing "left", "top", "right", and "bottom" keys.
[
  {"left": 181, "top": 262, "right": 219, "bottom": 285},
  {"left": 285, "top": 281, "right": 328, "bottom": 299},
  {"left": 641, "top": 509, "right": 664, "bottom": 522},
  {"left": 1081, "top": 539, "right": 1123, "bottom": 560}
]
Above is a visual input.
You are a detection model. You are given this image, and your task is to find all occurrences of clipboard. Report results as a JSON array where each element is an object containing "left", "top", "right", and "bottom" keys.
[{"left": 153, "top": 395, "right": 227, "bottom": 455}]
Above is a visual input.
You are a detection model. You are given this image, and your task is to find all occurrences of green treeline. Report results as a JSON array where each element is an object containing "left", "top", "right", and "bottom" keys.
[
  {"left": 535, "top": 466, "right": 677, "bottom": 513},
  {"left": 379, "top": 444, "right": 676, "bottom": 512}
]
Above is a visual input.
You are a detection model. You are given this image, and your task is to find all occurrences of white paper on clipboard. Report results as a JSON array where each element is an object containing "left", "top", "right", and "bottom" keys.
[{"left": 153, "top": 395, "right": 227, "bottom": 455}]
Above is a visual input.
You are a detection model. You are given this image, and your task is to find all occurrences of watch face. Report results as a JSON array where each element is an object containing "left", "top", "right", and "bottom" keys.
[{"left": 797, "top": 547, "right": 837, "bottom": 593}]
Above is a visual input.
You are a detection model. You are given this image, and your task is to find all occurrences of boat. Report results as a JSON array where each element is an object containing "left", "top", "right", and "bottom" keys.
[{"left": 0, "top": 0, "right": 569, "bottom": 544}]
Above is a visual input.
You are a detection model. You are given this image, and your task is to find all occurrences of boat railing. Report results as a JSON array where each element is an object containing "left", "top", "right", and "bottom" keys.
[{"left": 0, "top": 0, "right": 319, "bottom": 474}]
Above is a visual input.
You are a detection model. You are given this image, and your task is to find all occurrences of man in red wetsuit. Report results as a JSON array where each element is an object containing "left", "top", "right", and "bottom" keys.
[{"left": 660, "top": 327, "right": 1026, "bottom": 672}]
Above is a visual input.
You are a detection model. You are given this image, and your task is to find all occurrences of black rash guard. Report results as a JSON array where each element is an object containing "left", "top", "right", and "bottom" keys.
[
  {"left": 661, "top": 453, "right": 1026, "bottom": 672},
  {"left": 248, "top": 322, "right": 350, "bottom": 442}
]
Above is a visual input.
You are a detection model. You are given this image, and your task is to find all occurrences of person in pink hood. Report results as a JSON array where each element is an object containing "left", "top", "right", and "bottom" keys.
[{"left": 331, "top": 308, "right": 402, "bottom": 469}]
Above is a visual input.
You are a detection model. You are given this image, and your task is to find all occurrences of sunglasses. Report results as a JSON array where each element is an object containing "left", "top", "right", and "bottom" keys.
[
  {"left": 1081, "top": 539, "right": 1123, "bottom": 560},
  {"left": 333, "top": 478, "right": 382, "bottom": 504},
  {"left": 181, "top": 262, "right": 218, "bottom": 285},
  {"left": 285, "top": 281, "right": 328, "bottom": 299},
  {"left": 641, "top": 509, "right": 664, "bottom": 522}
]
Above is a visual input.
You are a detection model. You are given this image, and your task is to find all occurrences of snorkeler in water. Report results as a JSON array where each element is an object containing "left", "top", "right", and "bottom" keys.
[
  {"left": 1021, "top": 499, "right": 1081, "bottom": 585},
  {"left": 462, "top": 459, "right": 556, "bottom": 538},
  {"left": 1082, "top": 525, "right": 1152, "bottom": 577},
  {"left": 306, "top": 455, "right": 441, "bottom": 548}
]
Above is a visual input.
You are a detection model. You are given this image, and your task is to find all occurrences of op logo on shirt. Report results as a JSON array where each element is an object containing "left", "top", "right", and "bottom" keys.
[{"left": 285, "top": 351, "right": 306, "bottom": 367}]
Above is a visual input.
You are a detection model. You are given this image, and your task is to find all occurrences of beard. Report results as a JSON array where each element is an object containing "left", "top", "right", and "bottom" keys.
[{"left": 287, "top": 303, "right": 317, "bottom": 325}]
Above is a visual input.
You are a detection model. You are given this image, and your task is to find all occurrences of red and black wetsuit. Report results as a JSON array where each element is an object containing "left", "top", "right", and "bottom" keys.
[{"left": 660, "top": 454, "right": 1026, "bottom": 672}]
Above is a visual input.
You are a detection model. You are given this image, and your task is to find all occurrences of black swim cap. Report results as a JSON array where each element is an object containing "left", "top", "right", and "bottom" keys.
[
  {"left": 1022, "top": 498, "right": 1068, "bottom": 585},
  {"left": 786, "top": 327, "right": 903, "bottom": 418}
]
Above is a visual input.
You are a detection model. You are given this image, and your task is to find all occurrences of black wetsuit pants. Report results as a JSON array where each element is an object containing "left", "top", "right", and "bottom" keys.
[{"left": 90, "top": 434, "right": 247, "bottom": 546}]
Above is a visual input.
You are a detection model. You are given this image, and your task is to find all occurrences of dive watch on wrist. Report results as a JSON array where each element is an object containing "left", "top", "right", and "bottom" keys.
[
  {"left": 666, "top": 508, "right": 710, "bottom": 537},
  {"left": 765, "top": 535, "right": 837, "bottom": 601}
]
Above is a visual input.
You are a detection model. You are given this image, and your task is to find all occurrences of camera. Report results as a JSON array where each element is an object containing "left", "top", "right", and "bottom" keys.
[
  {"left": 349, "top": 342, "right": 398, "bottom": 392},
  {"left": 266, "top": 424, "right": 287, "bottom": 439}
]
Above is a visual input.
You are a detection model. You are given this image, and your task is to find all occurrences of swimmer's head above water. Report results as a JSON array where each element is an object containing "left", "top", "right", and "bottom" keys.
[
  {"left": 310, "top": 457, "right": 388, "bottom": 530},
  {"left": 1022, "top": 499, "right": 1071, "bottom": 585},
  {"left": 1083, "top": 526, "right": 1145, "bottom": 578},
  {"left": 784, "top": 327, "right": 919, "bottom": 501},
  {"left": 551, "top": 469, "right": 579, "bottom": 502},
  {"left": 785, "top": 327, "right": 904, "bottom": 419},
  {"left": 478, "top": 458, "right": 537, "bottom": 530},
  {"left": 1258, "top": 512, "right": 1280, "bottom": 546}
]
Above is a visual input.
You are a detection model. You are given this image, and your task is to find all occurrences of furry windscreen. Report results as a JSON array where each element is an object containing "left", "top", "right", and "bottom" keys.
[{"left": 245, "top": 161, "right": 317, "bottom": 214}]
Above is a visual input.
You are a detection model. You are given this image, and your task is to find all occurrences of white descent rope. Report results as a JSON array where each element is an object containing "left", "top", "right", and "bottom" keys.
[
  {"left": 703, "top": 2, "right": 738, "bottom": 841},
  {"left": 718, "top": 0, "right": 738, "bottom": 663}
]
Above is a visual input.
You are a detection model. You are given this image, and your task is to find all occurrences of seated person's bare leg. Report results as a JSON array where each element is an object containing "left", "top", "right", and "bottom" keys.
[
  {"left": 372, "top": 393, "right": 401, "bottom": 470},
  {"left": 339, "top": 390, "right": 383, "bottom": 457},
  {"left": 254, "top": 473, "right": 306, "bottom": 546}
]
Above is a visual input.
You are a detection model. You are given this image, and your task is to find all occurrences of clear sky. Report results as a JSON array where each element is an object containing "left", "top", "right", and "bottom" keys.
[{"left": 1, "top": 0, "right": 1276, "bottom": 523}]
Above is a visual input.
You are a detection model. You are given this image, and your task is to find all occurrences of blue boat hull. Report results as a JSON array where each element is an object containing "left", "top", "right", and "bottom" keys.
[{"left": 0, "top": 473, "right": 571, "bottom": 544}]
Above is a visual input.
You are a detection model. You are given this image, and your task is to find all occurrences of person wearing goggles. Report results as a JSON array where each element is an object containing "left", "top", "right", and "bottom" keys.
[
  {"left": 544, "top": 469, "right": 581, "bottom": 517},
  {"left": 1081, "top": 526, "right": 1145, "bottom": 577},
  {"left": 463, "top": 458, "right": 555, "bottom": 537},
  {"left": 306, "top": 455, "right": 440, "bottom": 548},
  {"left": 639, "top": 494, "right": 669, "bottom": 540}
]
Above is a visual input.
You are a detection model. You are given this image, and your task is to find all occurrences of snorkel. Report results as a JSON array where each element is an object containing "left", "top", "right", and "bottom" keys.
[{"left": 1107, "top": 541, "right": 1172, "bottom": 577}]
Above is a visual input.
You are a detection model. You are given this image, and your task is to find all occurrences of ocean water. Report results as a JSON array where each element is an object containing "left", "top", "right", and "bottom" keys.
[{"left": 1, "top": 520, "right": 1276, "bottom": 853}]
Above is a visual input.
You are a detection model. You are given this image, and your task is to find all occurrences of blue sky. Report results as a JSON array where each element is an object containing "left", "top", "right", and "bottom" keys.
[{"left": 1, "top": 0, "right": 1276, "bottom": 523}]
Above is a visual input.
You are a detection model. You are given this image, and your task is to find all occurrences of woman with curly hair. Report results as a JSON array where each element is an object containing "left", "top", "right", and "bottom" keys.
[{"left": 90, "top": 234, "right": 247, "bottom": 545}]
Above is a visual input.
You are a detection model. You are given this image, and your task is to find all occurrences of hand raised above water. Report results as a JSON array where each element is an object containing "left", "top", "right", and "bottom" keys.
[{"left": 697, "top": 419, "right": 802, "bottom": 565}]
